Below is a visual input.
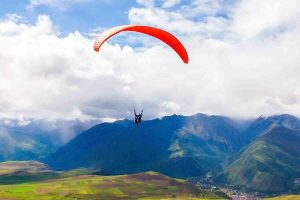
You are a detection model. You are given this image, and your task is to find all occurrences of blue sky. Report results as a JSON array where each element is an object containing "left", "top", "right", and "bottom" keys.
[
  {"left": 0, "top": 0, "right": 137, "bottom": 35},
  {"left": 0, "top": 0, "right": 299, "bottom": 120}
]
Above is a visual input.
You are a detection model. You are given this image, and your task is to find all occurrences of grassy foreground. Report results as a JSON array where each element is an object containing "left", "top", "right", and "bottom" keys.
[
  {"left": 1, "top": 161, "right": 297, "bottom": 200},
  {"left": 0, "top": 171, "right": 227, "bottom": 200},
  {"left": 266, "top": 195, "right": 300, "bottom": 200}
]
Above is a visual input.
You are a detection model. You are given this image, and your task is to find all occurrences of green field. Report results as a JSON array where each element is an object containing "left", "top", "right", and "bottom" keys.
[
  {"left": 266, "top": 195, "right": 300, "bottom": 200},
  {"left": 0, "top": 161, "right": 297, "bottom": 200},
  {"left": 0, "top": 170, "right": 227, "bottom": 200}
]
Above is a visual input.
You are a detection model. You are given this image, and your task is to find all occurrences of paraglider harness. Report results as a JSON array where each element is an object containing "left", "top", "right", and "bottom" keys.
[{"left": 134, "top": 109, "right": 143, "bottom": 125}]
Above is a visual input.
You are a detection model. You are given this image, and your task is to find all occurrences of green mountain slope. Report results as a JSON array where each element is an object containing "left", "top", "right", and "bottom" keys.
[
  {"left": 219, "top": 126, "right": 300, "bottom": 193},
  {"left": 47, "top": 114, "right": 244, "bottom": 178}
]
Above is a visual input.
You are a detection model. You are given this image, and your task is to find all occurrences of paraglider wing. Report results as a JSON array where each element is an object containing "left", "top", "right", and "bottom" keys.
[{"left": 94, "top": 25, "right": 189, "bottom": 64}]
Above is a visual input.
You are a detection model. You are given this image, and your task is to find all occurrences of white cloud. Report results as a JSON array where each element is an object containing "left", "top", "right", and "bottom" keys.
[
  {"left": 136, "top": 0, "right": 155, "bottom": 7},
  {"left": 162, "top": 0, "right": 181, "bottom": 8},
  {"left": 231, "top": 0, "right": 300, "bottom": 38},
  {"left": 1, "top": 0, "right": 300, "bottom": 121},
  {"left": 128, "top": 6, "right": 230, "bottom": 36},
  {"left": 0, "top": 15, "right": 131, "bottom": 120},
  {"left": 3, "top": 14, "right": 23, "bottom": 22},
  {"left": 129, "top": 0, "right": 232, "bottom": 38},
  {"left": 136, "top": 0, "right": 181, "bottom": 8},
  {"left": 184, "top": 0, "right": 222, "bottom": 17},
  {"left": 127, "top": 0, "right": 300, "bottom": 118}
]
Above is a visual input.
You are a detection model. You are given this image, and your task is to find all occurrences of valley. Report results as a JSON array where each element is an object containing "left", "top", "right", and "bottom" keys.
[
  {"left": 0, "top": 161, "right": 228, "bottom": 200},
  {"left": 0, "top": 114, "right": 300, "bottom": 199}
]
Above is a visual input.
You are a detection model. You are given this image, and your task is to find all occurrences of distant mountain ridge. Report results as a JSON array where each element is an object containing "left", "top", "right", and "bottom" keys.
[
  {"left": 243, "top": 114, "right": 300, "bottom": 142},
  {"left": 0, "top": 119, "right": 100, "bottom": 161}
]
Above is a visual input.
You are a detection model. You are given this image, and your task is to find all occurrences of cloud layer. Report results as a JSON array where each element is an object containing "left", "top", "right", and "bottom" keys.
[{"left": 1, "top": 0, "right": 300, "bottom": 120}]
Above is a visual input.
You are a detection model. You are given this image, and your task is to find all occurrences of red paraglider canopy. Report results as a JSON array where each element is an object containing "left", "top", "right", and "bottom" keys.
[{"left": 94, "top": 25, "right": 189, "bottom": 64}]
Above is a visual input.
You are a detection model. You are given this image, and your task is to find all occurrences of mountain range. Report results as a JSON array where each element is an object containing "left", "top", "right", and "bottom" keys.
[
  {"left": 1, "top": 113, "right": 299, "bottom": 195},
  {"left": 47, "top": 114, "right": 245, "bottom": 178}
]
